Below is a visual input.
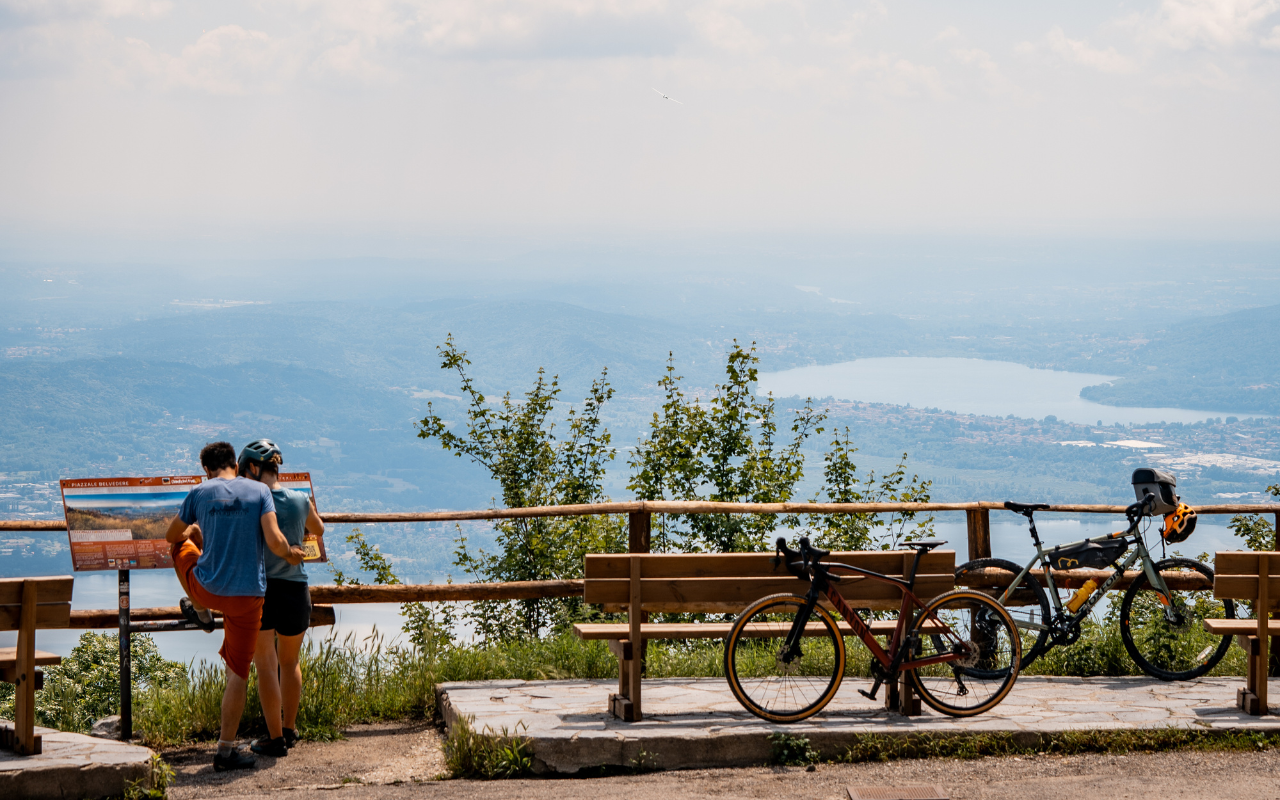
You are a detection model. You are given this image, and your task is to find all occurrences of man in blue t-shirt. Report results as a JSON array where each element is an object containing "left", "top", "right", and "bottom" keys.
[{"left": 165, "top": 441, "right": 305, "bottom": 772}]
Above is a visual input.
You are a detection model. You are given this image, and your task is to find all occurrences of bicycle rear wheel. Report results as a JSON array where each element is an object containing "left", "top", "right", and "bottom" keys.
[
  {"left": 909, "top": 589, "right": 1021, "bottom": 717},
  {"left": 724, "top": 593, "right": 846, "bottom": 723},
  {"left": 956, "top": 557, "right": 1052, "bottom": 670},
  {"left": 1119, "top": 557, "right": 1235, "bottom": 681}
]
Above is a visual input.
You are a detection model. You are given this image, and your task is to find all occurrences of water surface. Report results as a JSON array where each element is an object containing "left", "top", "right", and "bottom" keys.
[{"left": 758, "top": 357, "right": 1259, "bottom": 425}]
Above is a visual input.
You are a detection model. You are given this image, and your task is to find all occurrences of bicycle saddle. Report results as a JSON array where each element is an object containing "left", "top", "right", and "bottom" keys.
[
  {"left": 1004, "top": 501, "right": 1050, "bottom": 514},
  {"left": 904, "top": 539, "right": 947, "bottom": 552}
]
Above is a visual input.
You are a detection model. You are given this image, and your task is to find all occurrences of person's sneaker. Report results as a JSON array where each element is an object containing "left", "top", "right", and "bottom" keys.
[
  {"left": 282, "top": 728, "right": 299, "bottom": 749},
  {"left": 213, "top": 748, "right": 256, "bottom": 771},
  {"left": 250, "top": 737, "right": 288, "bottom": 757},
  {"left": 180, "top": 598, "right": 216, "bottom": 633}
]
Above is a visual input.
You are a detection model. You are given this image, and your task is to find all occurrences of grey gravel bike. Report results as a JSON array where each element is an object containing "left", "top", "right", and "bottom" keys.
[{"left": 955, "top": 496, "right": 1236, "bottom": 681}]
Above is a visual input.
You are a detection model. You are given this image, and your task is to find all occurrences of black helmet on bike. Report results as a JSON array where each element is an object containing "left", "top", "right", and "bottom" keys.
[{"left": 238, "top": 439, "right": 283, "bottom": 474}]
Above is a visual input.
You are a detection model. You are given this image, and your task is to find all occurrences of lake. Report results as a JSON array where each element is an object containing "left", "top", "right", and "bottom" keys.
[{"left": 757, "top": 356, "right": 1259, "bottom": 426}]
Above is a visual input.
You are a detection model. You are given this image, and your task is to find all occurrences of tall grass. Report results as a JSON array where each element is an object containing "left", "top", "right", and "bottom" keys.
[{"left": 25, "top": 619, "right": 1250, "bottom": 751}]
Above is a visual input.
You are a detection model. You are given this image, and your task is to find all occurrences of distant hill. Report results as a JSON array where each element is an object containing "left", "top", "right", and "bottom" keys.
[{"left": 1080, "top": 304, "right": 1280, "bottom": 414}]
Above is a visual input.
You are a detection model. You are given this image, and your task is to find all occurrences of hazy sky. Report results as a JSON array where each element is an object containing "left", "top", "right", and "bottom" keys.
[{"left": 1, "top": 0, "right": 1278, "bottom": 257}]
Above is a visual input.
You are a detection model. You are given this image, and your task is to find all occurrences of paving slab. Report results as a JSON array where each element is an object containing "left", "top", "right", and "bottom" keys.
[
  {"left": 436, "top": 675, "right": 1279, "bottom": 774},
  {"left": 0, "top": 723, "right": 156, "bottom": 799}
]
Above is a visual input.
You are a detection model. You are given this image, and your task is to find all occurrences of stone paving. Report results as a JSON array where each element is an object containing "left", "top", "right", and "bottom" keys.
[
  {"left": 436, "top": 676, "right": 1280, "bottom": 774},
  {"left": 0, "top": 724, "right": 156, "bottom": 799}
]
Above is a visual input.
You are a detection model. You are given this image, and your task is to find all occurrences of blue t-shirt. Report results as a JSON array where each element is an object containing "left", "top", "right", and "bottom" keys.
[
  {"left": 266, "top": 488, "right": 310, "bottom": 583},
  {"left": 178, "top": 477, "right": 275, "bottom": 597}
]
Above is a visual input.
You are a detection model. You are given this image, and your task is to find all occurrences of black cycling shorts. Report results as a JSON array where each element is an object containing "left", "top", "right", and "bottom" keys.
[{"left": 260, "top": 578, "right": 312, "bottom": 637}]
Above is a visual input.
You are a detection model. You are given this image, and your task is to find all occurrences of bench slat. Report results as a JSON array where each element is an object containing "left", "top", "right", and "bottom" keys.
[
  {"left": 574, "top": 620, "right": 945, "bottom": 640},
  {"left": 0, "top": 577, "right": 74, "bottom": 606},
  {"left": 1212, "top": 575, "right": 1280, "bottom": 604},
  {"left": 1213, "top": 552, "right": 1280, "bottom": 577},
  {"left": 584, "top": 574, "right": 954, "bottom": 607},
  {"left": 584, "top": 551, "right": 954, "bottom": 580},
  {"left": 0, "top": 604, "right": 72, "bottom": 631},
  {"left": 0, "top": 648, "right": 62, "bottom": 669},
  {"left": 1203, "top": 619, "right": 1280, "bottom": 635}
]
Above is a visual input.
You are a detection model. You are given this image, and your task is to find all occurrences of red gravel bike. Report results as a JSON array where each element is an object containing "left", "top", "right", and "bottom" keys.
[{"left": 724, "top": 536, "right": 1021, "bottom": 722}]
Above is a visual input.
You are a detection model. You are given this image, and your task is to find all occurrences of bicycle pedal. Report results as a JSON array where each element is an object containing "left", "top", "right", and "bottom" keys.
[{"left": 857, "top": 688, "right": 879, "bottom": 701}]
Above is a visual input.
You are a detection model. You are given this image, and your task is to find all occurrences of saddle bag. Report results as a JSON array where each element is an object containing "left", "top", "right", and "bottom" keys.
[{"left": 1048, "top": 539, "right": 1129, "bottom": 571}]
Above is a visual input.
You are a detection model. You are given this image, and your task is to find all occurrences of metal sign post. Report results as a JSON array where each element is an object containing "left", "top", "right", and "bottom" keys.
[{"left": 118, "top": 570, "right": 131, "bottom": 741}]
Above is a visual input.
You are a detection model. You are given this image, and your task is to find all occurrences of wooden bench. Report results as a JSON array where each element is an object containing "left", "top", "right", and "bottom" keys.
[
  {"left": 0, "top": 576, "right": 73, "bottom": 755},
  {"left": 574, "top": 549, "right": 955, "bottom": 721},
  {"left": 1205, "top": 552, "right": 1280, "bottom": 716}
]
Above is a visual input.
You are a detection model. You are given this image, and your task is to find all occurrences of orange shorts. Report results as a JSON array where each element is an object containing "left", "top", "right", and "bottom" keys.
[{"left": 171, "top": 539, "right": 264, "bottom": 680}]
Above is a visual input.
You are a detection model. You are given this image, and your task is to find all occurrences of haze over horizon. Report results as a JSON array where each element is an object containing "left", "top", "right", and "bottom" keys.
[{"left": 2, "top": 0, "right": 1280, "bottom": 261}]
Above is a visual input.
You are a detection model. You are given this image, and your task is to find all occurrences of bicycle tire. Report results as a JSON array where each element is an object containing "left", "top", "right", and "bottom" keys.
[
  {"left": 1119, "top": 557, "right": 1236, "bottom": 681},
  {"left": 724, "top": 593, "right": 846, "bottom": 723},
  {"left": 908, "top": 589, "right": 1021, "bottom": 717},
  {"left": 956, "top": 557, "right": 1052, "bottom": 670}
]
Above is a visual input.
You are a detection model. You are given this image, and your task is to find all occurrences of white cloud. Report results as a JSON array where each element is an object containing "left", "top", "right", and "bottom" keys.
[
  {"left": 1138, "top": 0, "right": 1280, "bottom": 49},
  {"left": 951, "top": 47, "right": 1019, "bottom": 94},
  {"left": 1039, "top": 26, "right": 1137, "bottom": 74}
]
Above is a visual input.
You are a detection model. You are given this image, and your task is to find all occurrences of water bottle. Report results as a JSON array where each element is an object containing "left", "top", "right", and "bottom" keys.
[{"left": 1065, "top": 579, "right": 1099, "bottom": 613}]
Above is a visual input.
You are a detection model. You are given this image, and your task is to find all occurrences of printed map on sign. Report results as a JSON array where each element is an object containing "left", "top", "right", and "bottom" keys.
[
  {"left": 60, "top": 476, "right": 203, "bottom": 571},
  {"left": 60, "top": 473, "right": 328, "bottom": 571},
  {"left": 278, "top": 472, "right": 327, "bottom": 563}
]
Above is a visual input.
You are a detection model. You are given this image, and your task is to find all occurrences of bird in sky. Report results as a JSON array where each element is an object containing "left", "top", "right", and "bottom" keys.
[{"left": 653, "top": 88, "right": 683, "bottom": 105}]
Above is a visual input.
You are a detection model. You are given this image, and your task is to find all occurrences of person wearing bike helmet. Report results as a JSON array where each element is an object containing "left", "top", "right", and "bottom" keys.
[
  {"left": 164, "top": 441, "right": 306, "bottom": 772},
  {"left": 238, "top": 439, "right": 324, "bottom": 758}
]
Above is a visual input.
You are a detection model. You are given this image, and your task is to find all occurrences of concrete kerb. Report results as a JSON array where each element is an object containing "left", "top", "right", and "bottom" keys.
[
  {"left": 0, "top": 723, "right": 157, "bottom": 799},
  {"left": 435, "top": 676, "right": 1280, "bottom": 774}
]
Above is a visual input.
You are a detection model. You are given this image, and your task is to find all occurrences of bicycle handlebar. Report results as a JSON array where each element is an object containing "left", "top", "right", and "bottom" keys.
[{"left": 773, "top": 536, "right": 838, "bottom": 582}]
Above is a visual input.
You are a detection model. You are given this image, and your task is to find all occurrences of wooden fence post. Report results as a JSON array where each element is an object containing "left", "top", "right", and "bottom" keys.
[
  {"left": 966, "top": 509, "right": 991, "bottom": 562},
  {"left": 1272, "top": 513, "right": 1280, "bottom": 678},
  {"left": 629, "top": 512, "right": 651, "bottom": 554}
]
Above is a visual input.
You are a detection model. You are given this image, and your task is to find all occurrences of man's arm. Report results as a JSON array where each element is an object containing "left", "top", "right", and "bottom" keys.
[
  {"left": 165, "top": 515, "right": 191, "bottom": 545},
  {"left": 305, "top": 498, "right": 324, "bottom": 536},
  {"left": 261, "top": 512, "right": 307, "bottom": 565}
]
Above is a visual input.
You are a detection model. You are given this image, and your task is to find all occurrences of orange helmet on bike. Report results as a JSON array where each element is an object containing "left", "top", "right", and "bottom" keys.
[{"left": 1161, "top": 503, "right": 1197, "bottom": 544}]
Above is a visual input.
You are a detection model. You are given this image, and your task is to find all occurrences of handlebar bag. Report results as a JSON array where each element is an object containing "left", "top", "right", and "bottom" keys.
[{"left": 1048, "top": 540, "right": 1130, "bottom": 570}]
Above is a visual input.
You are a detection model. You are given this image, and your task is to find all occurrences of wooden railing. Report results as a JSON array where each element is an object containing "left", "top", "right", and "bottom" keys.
[{"left": 3, "top": 500, "right": 1276, "bottom": 624}]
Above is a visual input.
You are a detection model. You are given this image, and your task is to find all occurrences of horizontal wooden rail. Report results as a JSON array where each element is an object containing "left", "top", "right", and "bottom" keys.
[
  {"left": 5, "top": 500, "right": 1278, "bottom": 531},
  {"left": 960, "top": 567, "right": 1213, "bottom": 592},
  {"left": 71, "top": 604, "right": 338, "bottom": 629},
  {"left": 307, "top": 580, "right": 584, "bottom": 604}
]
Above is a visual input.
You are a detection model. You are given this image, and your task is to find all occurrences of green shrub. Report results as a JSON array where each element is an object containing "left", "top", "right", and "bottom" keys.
[{"left": 443, "top": 716, "right": 534, "bottom": 779}]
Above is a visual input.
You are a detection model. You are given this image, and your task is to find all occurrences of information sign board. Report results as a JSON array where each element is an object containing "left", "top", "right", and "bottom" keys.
[{"left": 60, "top": 473, "right": 328, "bottom": 571}]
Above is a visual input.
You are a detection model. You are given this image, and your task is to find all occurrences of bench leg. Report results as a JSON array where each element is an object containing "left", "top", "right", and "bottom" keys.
[
  {"left": 607, "top": 639, "right": 640, "bottom": 721},
  {"left": 1240, "top": 636, "right": 1265, "bottom": 716},
  {"left": 886, "top": 670, "right": 921, "bottom": 716},
  {"left": 14, "top": 580, "right": 41, "bottom": 755}
]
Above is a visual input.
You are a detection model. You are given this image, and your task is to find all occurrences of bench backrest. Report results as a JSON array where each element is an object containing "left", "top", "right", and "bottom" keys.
[
  {"left": 0, "top": 577, "right": 74, "bottom": 631},
  {"left": 584, "top": 551, "right": 955, "bottom": 613},
  {"left": 1213, "top": 552, "right": 1280, "bottom": 611}
]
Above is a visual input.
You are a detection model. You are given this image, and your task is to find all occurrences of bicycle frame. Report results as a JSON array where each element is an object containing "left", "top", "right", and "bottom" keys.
[
  {"left": 785, "top": 557, "right": 965, "bottom": 676},
  {"left": 997, "top": 515, "right": 1177, "bottom": 635}
]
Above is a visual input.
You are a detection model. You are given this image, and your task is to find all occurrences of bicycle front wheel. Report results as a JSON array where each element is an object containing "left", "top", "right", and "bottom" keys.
[
  {"left": 1120, "top": 557, "right": 1235, "bottom": 681},
  {"left": 724, "top": 593, "right": 846, "bottom": 723},
  {"left": 909, "top": 589, "right": 1021, "bottom": 717}
]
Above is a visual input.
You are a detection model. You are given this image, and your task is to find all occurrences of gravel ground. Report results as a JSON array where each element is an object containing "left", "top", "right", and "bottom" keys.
[{"left": 165, "top": 721, "right": 1280, "bottom": 800}]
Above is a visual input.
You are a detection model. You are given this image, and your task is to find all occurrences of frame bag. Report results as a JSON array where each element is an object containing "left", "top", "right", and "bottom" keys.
[{"left": 1049, "top": 539, "right": 1129, "bottom": 571}]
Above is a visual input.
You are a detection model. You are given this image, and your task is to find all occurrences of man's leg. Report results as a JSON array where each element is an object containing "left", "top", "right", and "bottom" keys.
[
  {"left": 171, "top": 538, "right": 213, "bottom": 623},
  {"left": 254, "top": 630, "right": 284, "bottom": 740},
  {"left": 277, "top": 632, "right": 306, "bottom": 732},
  {"left": 221, "top": 667, "right": 248, "bottom": 745}
]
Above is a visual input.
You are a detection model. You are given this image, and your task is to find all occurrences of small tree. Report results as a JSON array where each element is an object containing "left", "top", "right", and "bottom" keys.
[
  {"left": 416, "top": 336, "right": 625, "bottom": 641},
  {"left": 628, "top": 343, "right": 826, "bottom": 553},
  {"left": 798, "top": 428, "right": 934, "bottom": 551}
]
